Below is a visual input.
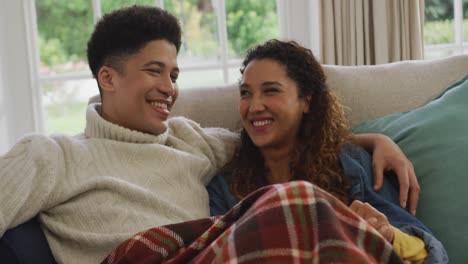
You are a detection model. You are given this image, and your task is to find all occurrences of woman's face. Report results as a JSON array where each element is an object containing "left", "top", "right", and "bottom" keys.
[{"left": 239, "top": 59, "right": 310, "bottom": 151}]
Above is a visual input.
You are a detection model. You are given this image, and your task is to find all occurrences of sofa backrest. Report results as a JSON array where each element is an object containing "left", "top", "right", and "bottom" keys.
[
  {"left": 170, "top": 83, "right": 240, "bottom": 130},
  {"left": 170, "top": 55, "right": 468, "bottom": 130},
  {"left": 323, "top": 55, "right": 468, "bottom": 126}
]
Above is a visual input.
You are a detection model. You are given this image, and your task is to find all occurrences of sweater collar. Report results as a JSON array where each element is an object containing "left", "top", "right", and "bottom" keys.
[{"left": 84, "top": 103, "right": 169, "bottom": 144}]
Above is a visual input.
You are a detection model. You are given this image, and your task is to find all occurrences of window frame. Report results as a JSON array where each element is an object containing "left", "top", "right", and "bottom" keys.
[
  {"left": 30, "top": 0, "right": 319, "bottom": 131},
  {"left": 34, "top": 0, "right": 288, "bottom": 85},
  {"left": 0, "top": 0, "right": 318, "bottom": 151},
  {"left": 424, "top": 0, "right": 467, "bottom": 57}
]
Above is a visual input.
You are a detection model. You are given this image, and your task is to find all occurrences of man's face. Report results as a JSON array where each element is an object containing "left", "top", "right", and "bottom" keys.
[{"left": 99, "top": 39, "right": 179, "bottom": 135}]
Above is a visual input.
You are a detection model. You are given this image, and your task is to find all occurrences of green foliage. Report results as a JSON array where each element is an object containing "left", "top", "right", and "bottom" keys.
[
  {"left": 425, "top": 0, "right": 452, "bottom": 22},
  {"left": 165, "top": 0, "right": 219, "bottom": 58},
  {"left": 101, "top": 0, "right": 155, "bottom": 15},
  {"left": 464, "top": 21, "right": 468, "bottom": 42},
  {"left": 45, "top": 101, "right": 87, "bottom": 134},
  {"left": 36, "top": 0, "right": 278, "bottom": 67},
  {"left": 226, "top": 0, "right": 277, "bottom": 57},
  {"left": 36, "top": 0, "right": 157, "bottom": 68},
  {"left": 39, "top": 35, "right": 68, "bottom": 66},
  {"left": 36, "top": 0, "right": 94, "bottom": 67},
  {"left": 424, "top": 19, "right": 454, "bottom": 44},
  {"left": 465, "top": 0, "right": 468, "bottom": 18},
  {"left": 36, "top": 0, "right": 277, "bottom": 134},
  {"left": 425, "top": 0, "right": 468, "bottom": 22},
  {"left": 424, "top": 19, "right": 468, "bottom": 45}
]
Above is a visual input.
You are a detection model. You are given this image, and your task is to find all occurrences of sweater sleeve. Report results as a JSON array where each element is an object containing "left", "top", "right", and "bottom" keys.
[
  {"left": 0, "top": 135, "right": 63, "bottom": 236},
  {"left": 168, "top": 117, "right": 240, "bottom": 181},
  {"left": 201, "top": 126, "right": 239, "bottom": 167},
  {"left": 391, "top": 226, "right": 428, "bottom": 264}
]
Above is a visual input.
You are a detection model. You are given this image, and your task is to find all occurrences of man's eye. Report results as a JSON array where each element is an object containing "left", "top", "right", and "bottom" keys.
[
  {"left": 240, "top": 90, "right": 250, "bottom": 97},
  {"left": 171, "top": 75, "right": 178, "bottom": 83},
  {"left": 147, "top": 69, "right": 161, "bottom": 74},
  {"left": 265, "top": 88, "right": 279, "bottom": 93}
]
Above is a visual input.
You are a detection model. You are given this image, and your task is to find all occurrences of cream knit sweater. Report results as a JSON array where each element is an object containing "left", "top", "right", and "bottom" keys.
[{"left": 0, "top": 103, "right": 239, "bottom": 263}]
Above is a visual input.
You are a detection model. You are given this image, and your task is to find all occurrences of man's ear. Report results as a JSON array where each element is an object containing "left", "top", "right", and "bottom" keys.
[
  {"left": 98, "top": 66, "right": 117, "bottom": 92},
  {"left": 303, "top": 95, "right": 312, "bottom": 113}
]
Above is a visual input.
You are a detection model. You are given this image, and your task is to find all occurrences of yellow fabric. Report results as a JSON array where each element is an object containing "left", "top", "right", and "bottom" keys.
[{"left": 391, "top": 226, "right": 428, "bottom": 264}]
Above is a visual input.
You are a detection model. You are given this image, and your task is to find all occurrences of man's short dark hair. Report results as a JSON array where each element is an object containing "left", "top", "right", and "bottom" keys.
[{"left": 87, "top": 5, "right": 181, "bottom": 89}]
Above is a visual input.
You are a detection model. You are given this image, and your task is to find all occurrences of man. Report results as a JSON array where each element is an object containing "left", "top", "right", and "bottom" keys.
[
  {"left": 0, "top": 5, "right": 419, "bottom": 263},
  {"left": 1, "top": 6, "right": 237, "bottom": 263}
]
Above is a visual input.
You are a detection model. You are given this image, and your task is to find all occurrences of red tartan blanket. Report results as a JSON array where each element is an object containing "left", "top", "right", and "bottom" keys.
[{"left": 102, "top": 181, "right": 403, "bottom": 263}]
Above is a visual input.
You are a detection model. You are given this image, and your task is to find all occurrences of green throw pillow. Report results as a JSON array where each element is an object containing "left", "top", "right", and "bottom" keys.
[{"left": 353, "top": 75, "right": 468, "bottom": 263}]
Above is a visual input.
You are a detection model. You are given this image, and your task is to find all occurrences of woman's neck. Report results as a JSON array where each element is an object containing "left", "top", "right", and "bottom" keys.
[{"left": 261, "top": 146, "right": 293, "bottom": 184}]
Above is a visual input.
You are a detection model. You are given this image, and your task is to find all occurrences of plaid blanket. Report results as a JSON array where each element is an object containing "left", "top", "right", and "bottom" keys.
[{"left": 102, "top": 181, "right": 403, "bottom": 263}]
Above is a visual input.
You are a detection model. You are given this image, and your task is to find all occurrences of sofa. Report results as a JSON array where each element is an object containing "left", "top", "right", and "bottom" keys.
[{"left": 2, "top": 54, "right": 467, "bottom": 263}]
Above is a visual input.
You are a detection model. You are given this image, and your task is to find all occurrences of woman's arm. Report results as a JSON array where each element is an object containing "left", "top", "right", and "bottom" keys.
[
  {"left": 349, "top": 133, "right": 419, "bottom": 216},
  {"left": 207, "top": 174, "right": 236, "bottom": 216}
]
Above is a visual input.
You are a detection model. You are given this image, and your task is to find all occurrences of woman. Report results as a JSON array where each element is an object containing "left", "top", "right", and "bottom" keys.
[{"left": 208, "top": 40, "right": 447, "bottom": 263}]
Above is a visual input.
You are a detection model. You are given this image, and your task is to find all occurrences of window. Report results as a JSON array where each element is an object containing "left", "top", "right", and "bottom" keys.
[
  {"left": 34, "top": 0, "right": 279, "bottom": 134},
  {"left": 424, "top": 0, "right": 468, "bottom": 59}
]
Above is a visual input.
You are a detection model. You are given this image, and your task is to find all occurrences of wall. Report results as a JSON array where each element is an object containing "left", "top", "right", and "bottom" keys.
[{"left": 0, "top": 0, "right": 42, "bottom": 154}]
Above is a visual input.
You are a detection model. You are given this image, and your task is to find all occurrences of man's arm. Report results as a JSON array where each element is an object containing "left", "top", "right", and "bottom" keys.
[
  {"left": 349, "top": 133, "right": 419, "bottom": 215},
  {"left": 0, "top": 135, "right": 61, "bottom": 236}
]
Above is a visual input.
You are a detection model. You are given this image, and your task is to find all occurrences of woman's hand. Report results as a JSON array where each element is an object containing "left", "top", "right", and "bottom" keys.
[
  {"left": 350, "top": 200, "right": 394, "bottom": 243},
  {"left": 350, "top": 133, "right": 420, "bottom": 216}
]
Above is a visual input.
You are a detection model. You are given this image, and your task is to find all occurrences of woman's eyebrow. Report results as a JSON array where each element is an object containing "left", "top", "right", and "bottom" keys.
[{"left": 262, "top": 81, "right": 283, "bottom": 87}]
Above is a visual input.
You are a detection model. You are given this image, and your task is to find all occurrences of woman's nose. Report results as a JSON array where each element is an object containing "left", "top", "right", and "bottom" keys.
[{"left": 249, "top": 95, "right": 266, "bottom": 113}]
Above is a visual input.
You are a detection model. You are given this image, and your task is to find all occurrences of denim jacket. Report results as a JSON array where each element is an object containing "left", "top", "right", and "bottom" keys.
[{"left": 207, "top": 144, "right": 448, "bottom": 263}]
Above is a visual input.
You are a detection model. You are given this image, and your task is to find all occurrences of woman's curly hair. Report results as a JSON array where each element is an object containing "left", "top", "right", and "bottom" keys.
[{"left": 226, "top": 40, "right": 352, "bottom": 204}]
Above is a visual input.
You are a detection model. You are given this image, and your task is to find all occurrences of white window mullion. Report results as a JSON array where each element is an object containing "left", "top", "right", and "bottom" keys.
[
  {"left": 92, "top": 0, "right": 102, "bottom": 24},
  {"left": 425, "top": 43, "right": 458, "bottom": 52},
  {"left": 156, "top": 0, "right": 164, "bottom": 8},
  {"left": 454, "top": 0, "right": 463, "bottom": 54},
  {"left": 213, "top": 0, "right": 229, "bottom": 84}
]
